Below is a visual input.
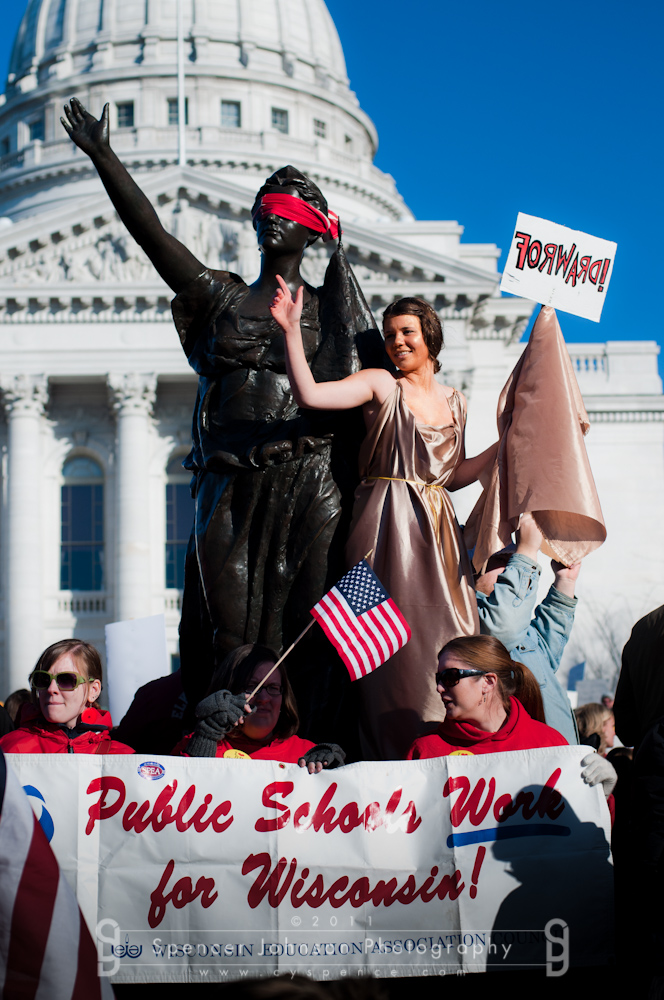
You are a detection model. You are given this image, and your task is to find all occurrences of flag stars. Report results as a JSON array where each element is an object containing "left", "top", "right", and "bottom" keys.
[{"left": 337, "top": 560, "right": 387, "bottom": 615}]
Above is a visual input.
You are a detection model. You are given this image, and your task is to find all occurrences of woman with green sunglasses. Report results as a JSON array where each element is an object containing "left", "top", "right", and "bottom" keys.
[{"left": 0, "top": 639, "right": 134, "bottom": 755}]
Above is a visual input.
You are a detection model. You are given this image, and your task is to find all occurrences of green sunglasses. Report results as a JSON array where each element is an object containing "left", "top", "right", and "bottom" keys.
[{"left": 30, "top": 670, "right": 92, "bottom": 692}]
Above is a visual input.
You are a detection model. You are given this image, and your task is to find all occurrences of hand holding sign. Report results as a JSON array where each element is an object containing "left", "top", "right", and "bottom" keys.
[{"left": 500, "top": 212, "right": 617, "bottom": 322}]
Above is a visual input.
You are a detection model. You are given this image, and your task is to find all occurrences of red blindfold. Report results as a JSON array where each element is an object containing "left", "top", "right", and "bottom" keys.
[{"left": 252, "top": 193, "right": 340, "bottom": 242}]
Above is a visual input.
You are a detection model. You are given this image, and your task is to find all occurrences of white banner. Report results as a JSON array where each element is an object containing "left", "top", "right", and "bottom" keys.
[
  {"left": 9, "top": 748, "right": 613, "bottom": 983},
  {"left": 500, "top": 213, "right": 617, "bottom": 322}
]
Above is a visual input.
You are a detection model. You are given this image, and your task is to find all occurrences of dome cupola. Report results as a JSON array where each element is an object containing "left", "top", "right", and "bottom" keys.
[{"left": 0, "top": 0, "right": 411, "bottom": 224}]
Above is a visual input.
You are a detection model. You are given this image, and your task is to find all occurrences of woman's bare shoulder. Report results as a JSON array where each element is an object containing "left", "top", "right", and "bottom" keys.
[
  {"left": 364, "top": 368, "right": 398, "bottom": 401},
  {"left": 442, "top": 385, "right": 467, "bottom": 406}
]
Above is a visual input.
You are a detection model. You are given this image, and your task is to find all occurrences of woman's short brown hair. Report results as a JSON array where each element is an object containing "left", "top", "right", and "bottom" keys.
[
  {"left": 205, "top": 644, "right": 299, "bottom": 739},
  {"left": 383, "top": 297, "right": 444, "bottom": 374},
  {"left": 30, "top": 639, "right": 103, "bottom": 705},
  {"left": 32, "top": 639, "right": 103, "bottom": 683},
  {"left": 439, "top": 634, "right": 546, "bottom": 723}
]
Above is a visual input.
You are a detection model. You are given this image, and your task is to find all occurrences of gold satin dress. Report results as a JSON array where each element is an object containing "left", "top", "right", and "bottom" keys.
[{"left": 345, "top": 382, "right": 479, "bottom": 760}]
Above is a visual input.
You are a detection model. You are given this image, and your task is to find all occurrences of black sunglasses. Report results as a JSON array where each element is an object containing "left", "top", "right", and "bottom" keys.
[{"left": 435, "top": 667, "right": 485, "bottom": 688}]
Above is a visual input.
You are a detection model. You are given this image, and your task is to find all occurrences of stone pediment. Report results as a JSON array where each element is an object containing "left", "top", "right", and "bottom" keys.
[{"left": 0, "top": 166, "right": 501, "bottom": 304}]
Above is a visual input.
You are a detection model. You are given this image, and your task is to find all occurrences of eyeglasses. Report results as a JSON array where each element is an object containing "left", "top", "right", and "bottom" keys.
[
  {"left": 30, "top": 670, "right": 91, "bottom": 692},
  {"left": 435, "top": 668, "right": 485, "bottom": 688},
  {"left": 245, "top": 683, "right": 283, "bottom": 699}
]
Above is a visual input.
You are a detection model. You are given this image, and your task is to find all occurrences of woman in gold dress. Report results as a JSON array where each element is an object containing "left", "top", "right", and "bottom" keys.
[{"left": 271, "top": 279, "right": 497, "bottom": 759}]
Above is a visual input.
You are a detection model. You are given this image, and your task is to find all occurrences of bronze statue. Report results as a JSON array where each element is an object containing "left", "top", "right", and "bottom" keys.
[{"left": 61, "top": 99, "right": 383, "bottom": 743}]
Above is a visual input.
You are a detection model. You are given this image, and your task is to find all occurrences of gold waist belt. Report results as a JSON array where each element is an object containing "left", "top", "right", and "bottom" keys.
[{"left": 364, "top": 476, "right": 446, "bottom": 543}]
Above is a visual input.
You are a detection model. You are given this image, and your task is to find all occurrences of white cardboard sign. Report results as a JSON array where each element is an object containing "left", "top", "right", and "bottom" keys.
[
  {"left": 7, "top": 749, "right": 613, "bottom": 983},
  {"left": 105, "top": 614, "right": 170, "bottom": 724},
  {"left": 500, "top": 213, "right": 617, "bottom": 322}
]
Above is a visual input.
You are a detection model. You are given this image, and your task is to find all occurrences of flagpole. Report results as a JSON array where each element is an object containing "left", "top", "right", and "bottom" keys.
[
  {"left": 246, "top": 549, "right": 374, "bottom": 699},
  {"left": 247, "top": 619, "right": 315, "bottom": 699},
  {"left": 177, "top": 0, "right": 186, "bottom": 167}
]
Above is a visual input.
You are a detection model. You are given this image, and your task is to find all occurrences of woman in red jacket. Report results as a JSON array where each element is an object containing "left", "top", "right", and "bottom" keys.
[
  {"left": 407, "top": 634, "right": 567, "bottom": 758},
  {"left": 174, "top": 644, "right": 344, "bottom": 772},
  {"left": 0, "top": 639, "right": 133, "bottom": 754}
]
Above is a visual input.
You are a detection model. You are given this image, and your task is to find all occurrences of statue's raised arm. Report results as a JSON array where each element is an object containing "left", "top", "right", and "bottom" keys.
[
  {"left": 61, "top": 98, "right": 203, "bottom": 293},
  {"left": 60, "top": 106, "right": 386, "bottom": 750}
]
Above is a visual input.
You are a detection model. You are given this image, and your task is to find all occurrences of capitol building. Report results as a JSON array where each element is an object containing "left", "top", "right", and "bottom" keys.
[{"left": 0, "top": 0, "right": 661, "bottom": 697}]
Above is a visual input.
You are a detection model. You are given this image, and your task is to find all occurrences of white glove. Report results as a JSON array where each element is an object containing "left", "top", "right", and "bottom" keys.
[{"left": 580, "top": 753, "right": 617, "bottom": 798}]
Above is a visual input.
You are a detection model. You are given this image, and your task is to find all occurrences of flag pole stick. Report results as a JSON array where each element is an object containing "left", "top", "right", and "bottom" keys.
[
  {"left": 247, "top": 548, "right": 373, "bottom": 700},
  {"left": 247, "top": 619, "right": 315, "bottom": 700}
]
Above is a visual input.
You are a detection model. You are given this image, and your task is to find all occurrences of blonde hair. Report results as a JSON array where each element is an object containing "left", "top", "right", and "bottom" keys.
[{"left": 574, "top": 703, "right": 613, "bottom": 754}]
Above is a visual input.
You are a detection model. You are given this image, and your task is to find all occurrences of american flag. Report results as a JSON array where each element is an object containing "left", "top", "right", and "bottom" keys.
[
  {"left": 311, "top": 559, "right": 411, "bottom": 680},
  {"left": 0, "top": 750, "right": 113, "bottom": 1000}
]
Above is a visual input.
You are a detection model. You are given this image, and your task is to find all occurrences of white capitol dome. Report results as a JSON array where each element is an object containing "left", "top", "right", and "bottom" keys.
[
  {"left": 0, "top": 0, "right": 411, "bottom": 223},
  {"left": 9, "top": 0, "right": 348, "bottom": 87}
]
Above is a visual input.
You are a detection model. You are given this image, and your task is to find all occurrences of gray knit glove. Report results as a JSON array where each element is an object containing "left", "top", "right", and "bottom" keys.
[
  {"left": 299, "top": 743, "right": 346, "bottom": 771},
  {"left": 187, "top": 690, "right": 250, "bottom": 757}
]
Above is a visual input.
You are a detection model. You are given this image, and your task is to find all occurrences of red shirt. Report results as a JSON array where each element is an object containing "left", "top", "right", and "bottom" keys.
[
  {"left": 0, "top": 707, "right": 134, "bottom": 755},
  {"left": 174, "top": 732, "right": 315, "bottom": 762},
  {"left": 407, "top": 698, "right": 567, "bottom": 758}
]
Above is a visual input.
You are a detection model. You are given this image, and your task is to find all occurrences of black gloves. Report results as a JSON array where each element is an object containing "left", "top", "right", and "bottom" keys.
[
  {"left": 187, "top": 690, "right": 250, "bottom": 757},
  {"left": 300, "top": 743, "right": 346, "bottom": 771}
]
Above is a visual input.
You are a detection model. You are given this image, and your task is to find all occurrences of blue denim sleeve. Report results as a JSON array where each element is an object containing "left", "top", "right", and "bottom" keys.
[
  {"left": 527, "top": 586, "right": 578, "bottom": 675},
  {"left": 476, "top": 553, "right": 540, "bottom": 649}
]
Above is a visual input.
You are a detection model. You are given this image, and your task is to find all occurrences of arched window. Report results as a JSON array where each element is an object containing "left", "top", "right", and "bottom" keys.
[
  {"left": 60, "top": 456, "right": 104, "bottom": 591},
  {"left": 165, "top": 456, "right": 195, "bottom": 590}
]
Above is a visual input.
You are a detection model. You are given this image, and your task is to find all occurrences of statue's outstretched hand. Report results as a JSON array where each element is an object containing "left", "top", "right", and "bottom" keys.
[
  {"left": 61, "top": 97, "right": 110, "bottom": 157},
  {"left": 270, "top": 274, "right": 304, "bottom": 333}
]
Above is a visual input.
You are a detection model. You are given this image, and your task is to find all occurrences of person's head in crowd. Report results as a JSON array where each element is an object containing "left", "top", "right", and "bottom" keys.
[
  {"left": 574, "top": 702, "right": 615, "bottom": 755},
  {"left": 601, "top": 694, "right": 615, "bottom": 710},
  {"left": 436, "top": 634, "right": 546, "bottom": 727},
  {"left": 473, "top": 544, "right": 516, "bottom": 596},
  {"left": 206, "top": 644, "right": 299, "bottom": 742},
  {"left": 3, "top": 688, "right": 32, "bottom": 724},
  {"left": 29, "top": 639, "right": 103, "bottom": 729}
]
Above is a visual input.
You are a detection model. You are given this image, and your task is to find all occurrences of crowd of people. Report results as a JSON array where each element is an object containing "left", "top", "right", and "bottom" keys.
[{"left": 3, "top": 589, "right": 663, "bottom": 995}]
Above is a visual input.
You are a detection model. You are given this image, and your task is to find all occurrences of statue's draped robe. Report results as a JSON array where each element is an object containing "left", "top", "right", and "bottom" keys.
[{"left": 172, "top": 249, "right": 383, "bottom": 749}]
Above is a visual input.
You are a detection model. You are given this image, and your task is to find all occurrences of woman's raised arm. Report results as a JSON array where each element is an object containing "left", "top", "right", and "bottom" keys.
[
  {"left": 270, "top": 275, "right": 392, "bottom": 410},
  {"left": 61, "top": 98, "right": 204, "bottom": 294}
]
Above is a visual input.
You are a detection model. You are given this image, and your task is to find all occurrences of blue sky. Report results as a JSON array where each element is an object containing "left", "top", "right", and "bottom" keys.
[{"left": 2, "top": 0, "right": 662, "bottom": 364}]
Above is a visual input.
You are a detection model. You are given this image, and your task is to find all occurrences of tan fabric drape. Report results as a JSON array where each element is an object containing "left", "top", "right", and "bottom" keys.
[
  {"left": 464, "top": 306, "right": 606, "bottom": 570},
  {"left": 346, "top": 383, "right": 478, "bottom": 760}
]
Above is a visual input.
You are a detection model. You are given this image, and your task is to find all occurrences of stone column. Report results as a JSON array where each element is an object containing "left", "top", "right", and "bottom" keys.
[
  {"left": 1, "top": 375, "right": 48, "bottom": 692},
  {"left": 108, "top": 374, "right": 157, "bottom": 624}
]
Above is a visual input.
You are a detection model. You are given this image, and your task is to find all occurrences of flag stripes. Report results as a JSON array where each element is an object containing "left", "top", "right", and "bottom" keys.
[
  {"left": 0, "top": 751, "right": 113, "bottom": 1000},
  {"left": 311, "top": 559, "right": 411, "bottom": 681}
]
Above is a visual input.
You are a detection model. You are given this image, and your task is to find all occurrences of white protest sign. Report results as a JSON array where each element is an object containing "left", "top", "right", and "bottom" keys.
[
  {"left": 8, "top": 749, "right": 613, "bottom": 983},
  {"left": 105, "top": 614, "right": 170, "bottom": 724},
  {"left": 500, "top": 213, "right": 617, "bottom": 322}
]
